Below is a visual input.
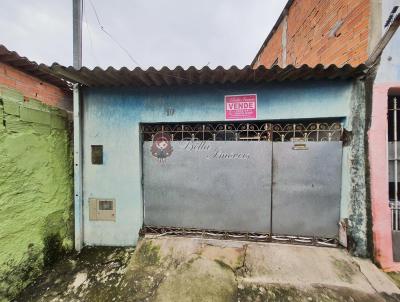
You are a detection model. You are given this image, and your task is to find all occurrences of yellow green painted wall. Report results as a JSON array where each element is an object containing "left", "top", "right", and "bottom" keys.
[{"left": 0, "top": 87, "right": 73, "bottom": 301}]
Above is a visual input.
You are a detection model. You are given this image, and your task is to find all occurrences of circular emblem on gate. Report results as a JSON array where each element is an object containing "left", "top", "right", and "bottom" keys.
[{"left": 151, "top": 132, "right": 173, "bottom": 162}]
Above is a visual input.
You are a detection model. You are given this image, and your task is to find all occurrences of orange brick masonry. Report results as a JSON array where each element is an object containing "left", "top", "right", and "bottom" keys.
[
  {"left": 255, "top": 0, "right": 370, "bottom": 68},
  {"left": 0, "top": 62, "right": 71, "bottom": 110}
]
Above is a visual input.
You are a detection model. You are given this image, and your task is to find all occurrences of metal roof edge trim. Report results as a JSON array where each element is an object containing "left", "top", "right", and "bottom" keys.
[{"left": 46, "top": 63, "right": 368, "bottom": 88}]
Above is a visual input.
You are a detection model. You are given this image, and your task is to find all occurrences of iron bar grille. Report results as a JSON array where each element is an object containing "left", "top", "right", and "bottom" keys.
[
  {"left": 392, "top": 207, "right": 400, "bottom": 232},
  {"left": 141, "top": 121, "right": 343, "bottom": 142},
  {"left": 389, "top": 95, "right": 400, "bottom": 231}
]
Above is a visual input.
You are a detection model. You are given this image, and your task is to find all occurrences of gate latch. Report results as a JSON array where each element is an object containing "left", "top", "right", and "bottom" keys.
[{"left": 292, "top": 142, "right": 308, "bottom": 150}]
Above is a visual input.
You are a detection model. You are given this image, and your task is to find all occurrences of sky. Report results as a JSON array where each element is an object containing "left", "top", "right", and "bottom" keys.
[{"left": 0, "top": 1, "right": 286, "bottom": 69}]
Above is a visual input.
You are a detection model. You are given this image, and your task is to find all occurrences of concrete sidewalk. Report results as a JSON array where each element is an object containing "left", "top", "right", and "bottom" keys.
[
  {"left": 144, "top": 236, "right": 400, "bottom": 301},
  {"left": 15, "top": 235, "right": 400, "bottom": 302}
]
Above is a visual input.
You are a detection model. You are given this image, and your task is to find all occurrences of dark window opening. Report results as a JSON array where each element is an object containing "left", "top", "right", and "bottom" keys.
[
  {"left": 389, "top": 182, "right": 400, "bottom": 201},
  {"left": 91, "top": 145, "right": 103, "bottom": 165},
  {"left": 388, "top": 95, "right": 400, "bottom": 141}
]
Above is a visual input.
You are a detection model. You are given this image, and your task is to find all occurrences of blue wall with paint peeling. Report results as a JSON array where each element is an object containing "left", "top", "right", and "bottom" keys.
[{"left": 82, "top": 80, "right": 356, "bottom": 246}]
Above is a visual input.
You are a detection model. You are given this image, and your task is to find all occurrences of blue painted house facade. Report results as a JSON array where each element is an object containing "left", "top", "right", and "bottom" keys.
[{"left": 51, "top": 64, "right": 370, "bottom": 256}]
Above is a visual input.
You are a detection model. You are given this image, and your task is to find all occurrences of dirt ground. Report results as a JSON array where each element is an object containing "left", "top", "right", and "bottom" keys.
[{"left": 15, "top": 236, "right": 400, "bottom": 302}]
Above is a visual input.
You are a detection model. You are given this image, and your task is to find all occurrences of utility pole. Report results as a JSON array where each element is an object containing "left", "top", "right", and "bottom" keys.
[
  {"left": 73, "top": 0, "right": 82, "bottom": 69},
  {"left": 73, "top": 0, "right": 83, "bottom": 252}
]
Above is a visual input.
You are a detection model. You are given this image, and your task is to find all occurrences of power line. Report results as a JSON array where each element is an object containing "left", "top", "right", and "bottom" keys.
[
  {"left": 84, "top": 1, "right": 192, "bottom": 82},
  {"left": 83, "top": 0, "right": 99, "bottom": 66},
  {"left": 86, "top": 0, "right": 141, "bottom": 67},
  {"left": 82, "top": 0, "right": 223, "bottom": 88}
]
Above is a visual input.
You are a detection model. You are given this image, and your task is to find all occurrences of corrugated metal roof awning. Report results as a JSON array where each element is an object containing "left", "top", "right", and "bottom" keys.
[
  {"left": 0, "top": 45, "right": 71, "bottom": 91},
  {"left": 47, "top": 63, "right": 368, "bottom": 88}
]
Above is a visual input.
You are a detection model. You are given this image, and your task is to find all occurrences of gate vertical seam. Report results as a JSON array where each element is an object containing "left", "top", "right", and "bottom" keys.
[{"left": 270, "top": 142, "right": 274, "bottom": 235}]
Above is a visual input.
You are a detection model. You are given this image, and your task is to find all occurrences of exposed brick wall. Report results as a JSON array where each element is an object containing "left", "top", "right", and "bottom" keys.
[
  {"left": 0, "top": 62, "right": 72, "bottom": 111},
  {"left": 254, "top": 0, "right": 370, "bottom": 68},
  {"left": 258, "top": 22, "right": 284, "bottom": 67}
]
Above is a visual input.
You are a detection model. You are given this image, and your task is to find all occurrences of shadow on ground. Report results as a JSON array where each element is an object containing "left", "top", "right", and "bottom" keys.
[{"left": 14, "top": 236, "right": 400, "bottom": 302}]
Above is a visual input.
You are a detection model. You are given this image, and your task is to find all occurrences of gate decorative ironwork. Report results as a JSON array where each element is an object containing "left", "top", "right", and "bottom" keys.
[
  {"left": 141, "top": 122, "right": 343, "bottom": 142},
  {"left": 141, "top": 226, "right": 338, "bottom": 247}
]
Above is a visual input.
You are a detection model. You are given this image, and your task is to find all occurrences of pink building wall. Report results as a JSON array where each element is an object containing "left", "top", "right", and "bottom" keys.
[{"left": 370, "top": 83, "right": 400, "bottom": 271}]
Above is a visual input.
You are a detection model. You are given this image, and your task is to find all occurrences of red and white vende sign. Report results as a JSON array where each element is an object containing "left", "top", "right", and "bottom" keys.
[{"left": 225, "top": 94, "right": 257, "bottom": 120}]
